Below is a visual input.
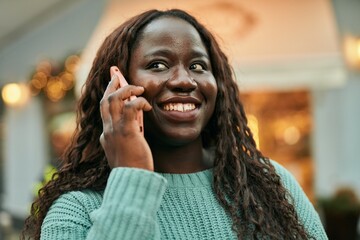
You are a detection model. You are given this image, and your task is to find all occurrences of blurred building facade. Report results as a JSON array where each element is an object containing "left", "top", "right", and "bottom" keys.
[{"left": 0, "top": 0, "right": 359, "bottom": 237}]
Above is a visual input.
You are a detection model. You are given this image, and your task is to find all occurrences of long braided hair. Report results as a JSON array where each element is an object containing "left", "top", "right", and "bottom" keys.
[{"left": 22, "top": 9, "right": 309, "bottom": 239}]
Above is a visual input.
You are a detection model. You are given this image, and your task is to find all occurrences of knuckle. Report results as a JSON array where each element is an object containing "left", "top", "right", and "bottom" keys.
[
  {"left": 107, "top": 93, "right": 116, "bottom": 103},
  {"left": 99, "top": 133, "right": 106, "bottom": 146},
  {"left": 99, "top": 98, "right": 105, "bottom": 106},
  {"left": 102, "top": 129, "right": 113, "bottom": 139},
  {"left": 124, "top": 101, "right": 134, "bottom": 109},
  {"left": 123, "top": 102, "right": 137, "bottom": 114}
]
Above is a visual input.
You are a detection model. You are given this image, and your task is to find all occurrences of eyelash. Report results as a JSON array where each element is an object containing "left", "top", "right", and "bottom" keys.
[
  {"left": 190, "top": 63, "right": 206, "bottom": 71},
  {"left": 146, "top": 61, "right": 207, "bottom": 72},
  {"left": 147, "top": 62, "right": 168, "bottom": 71}
]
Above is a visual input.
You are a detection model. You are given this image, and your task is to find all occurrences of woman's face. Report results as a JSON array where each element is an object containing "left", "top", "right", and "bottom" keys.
[{"left": 128, "top": 17, "right": 217, "bottom": 146}]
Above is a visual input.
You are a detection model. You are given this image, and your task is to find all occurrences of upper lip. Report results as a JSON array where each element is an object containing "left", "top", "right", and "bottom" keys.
[{"left": 159, "top": 96, "right": 202, "bottom": 105}]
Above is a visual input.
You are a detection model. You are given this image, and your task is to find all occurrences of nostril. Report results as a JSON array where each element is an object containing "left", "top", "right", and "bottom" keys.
[
  {"left": 166, "top": 75, "right": 197, "bottom": 92},
  {"left": 173, "top": 87, "right": 195, "bottom": 93}
]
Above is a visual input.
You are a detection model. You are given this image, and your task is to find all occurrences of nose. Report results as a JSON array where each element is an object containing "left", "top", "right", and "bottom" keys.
[{"left": 166, "top": 66, "right": 197, "bottom": 92}]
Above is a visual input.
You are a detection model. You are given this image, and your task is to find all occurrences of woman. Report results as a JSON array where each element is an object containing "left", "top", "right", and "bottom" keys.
[{"left": 22, "top": 9, "right": 327, "bottom": 239}]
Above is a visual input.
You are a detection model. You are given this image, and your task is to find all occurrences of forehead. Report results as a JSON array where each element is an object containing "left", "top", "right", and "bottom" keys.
[{"left": 136, "top": 16, "right": 206, "bottom": 50}]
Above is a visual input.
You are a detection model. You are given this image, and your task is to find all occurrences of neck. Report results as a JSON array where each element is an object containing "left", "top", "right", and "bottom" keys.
[{"left": 148, "top": 137, "right": 214, "bottom": 174}]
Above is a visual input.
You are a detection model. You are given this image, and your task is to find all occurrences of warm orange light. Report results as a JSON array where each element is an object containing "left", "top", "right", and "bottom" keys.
[
  {"left": 60, "top": 72, "right": 74, "bottom": 90},
  {"left": 344, "top": 35, "right": 360, "bottom": 69},
  {"left": 45, "top": 78, "right": 66, "bottom": 102},
  {"left": 248, "top": 114, "right": 260, "bottom": 149},
  {"left": 1, "top": 83, "right": 30, "bottom": 107},
  {"left": 283, "top": 126, "right": 301, "bottom": 145},
  {"left": 65, "top": 55, "right": 80, "bottom": 73}
]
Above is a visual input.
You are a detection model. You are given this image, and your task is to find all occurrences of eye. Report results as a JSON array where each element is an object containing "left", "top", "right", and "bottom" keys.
[
  {"left": 190, "top": 63, "right": 205, "bottom": 72},
  {"left": 148, "top": 62, "right": 168, "bottom": 71}
]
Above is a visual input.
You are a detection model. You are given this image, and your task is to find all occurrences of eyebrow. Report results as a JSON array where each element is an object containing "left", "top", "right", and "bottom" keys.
[{"left": 143, "top": 48, "right": 210, "bottom": 60}]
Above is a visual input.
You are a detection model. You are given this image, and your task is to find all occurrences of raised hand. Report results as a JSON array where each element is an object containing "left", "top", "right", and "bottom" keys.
[{"left": 99, "top": 70, "right": 153, "bottom": 171}]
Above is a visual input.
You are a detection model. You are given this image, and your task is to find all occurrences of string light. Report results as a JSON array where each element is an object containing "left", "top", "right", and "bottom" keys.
[
  {"left": 2, "top": 54, "right": 79, "bottom": 107},
  {"left": 283, "top": 126, "right": 301, "bottom": 145},
  {"left": 28, "top": 54, "right": 79, "bottom": 102},
  {"left": 1, "top": 83, "right": 30, "bottom": 107},
  {"left": 344, "top": 35, "right": 360, "bottom": 69}
]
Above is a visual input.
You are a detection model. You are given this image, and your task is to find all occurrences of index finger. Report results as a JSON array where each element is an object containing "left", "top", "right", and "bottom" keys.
[
  {"left": 103, "top": 71, "right": 121, "bottom": 98},
  {"left": 110, "top": 66, "right": 129, "bottom": 88},
  {"left": 99, "top": 71, "right": 121, "bottom": 128}
]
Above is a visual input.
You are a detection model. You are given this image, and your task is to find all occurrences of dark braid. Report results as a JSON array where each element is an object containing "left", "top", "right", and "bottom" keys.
[{"left": 22, "top": 9, "right": 309, "bottom": 239}]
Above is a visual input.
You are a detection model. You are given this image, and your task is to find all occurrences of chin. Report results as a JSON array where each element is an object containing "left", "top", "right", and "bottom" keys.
[{"left": 145, "top": 128, "right": 201, "bottom": 147}]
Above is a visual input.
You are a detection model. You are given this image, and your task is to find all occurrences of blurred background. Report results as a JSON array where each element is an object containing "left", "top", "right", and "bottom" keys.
[{"left": 0, "top": 0, "right": 359, "bottom": 239}]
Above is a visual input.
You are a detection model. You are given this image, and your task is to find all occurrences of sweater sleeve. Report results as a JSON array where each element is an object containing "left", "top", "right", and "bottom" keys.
[
  {"left": 271, "top": 160, "right": 328, "bottom": 240},
  {"left": 40, "top": 167, "right": 167, "bottom": 240}
]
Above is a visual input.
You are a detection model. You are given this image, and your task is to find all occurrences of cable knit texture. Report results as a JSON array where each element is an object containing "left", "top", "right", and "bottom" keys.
[{"left": 40, "top": 161, "right": 328, "bottom": 239}]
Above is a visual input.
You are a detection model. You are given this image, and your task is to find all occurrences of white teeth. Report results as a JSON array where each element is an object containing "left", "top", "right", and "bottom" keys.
[{"left": 163, "top": 103, "right": 196, "bottom": 112}]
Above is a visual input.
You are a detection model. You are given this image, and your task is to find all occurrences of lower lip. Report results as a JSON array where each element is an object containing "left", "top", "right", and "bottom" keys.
[{"left": 157, "top": 106, "right": 200, "bottom": 122}]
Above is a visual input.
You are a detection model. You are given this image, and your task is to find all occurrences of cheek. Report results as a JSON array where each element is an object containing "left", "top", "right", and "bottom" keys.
[
  {"left": 201, "top": 77, "right": 218, "bottom": 105},
  {"left": 130, "top": 72, "right": 166, "bottom": 100}
]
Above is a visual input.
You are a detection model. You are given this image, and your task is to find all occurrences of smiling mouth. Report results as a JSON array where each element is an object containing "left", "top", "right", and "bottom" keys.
[{"left": 162, "top": 103, "right": 197, "bottom": 112}]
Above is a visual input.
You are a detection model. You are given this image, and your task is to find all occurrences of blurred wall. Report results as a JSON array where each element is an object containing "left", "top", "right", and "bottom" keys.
[
  {"left": 0, "top": 0, "right": 107, "bottom": 218},
  {"left": 0, "top": 0, "right": 359, "bottom": 220},
  {"left": 0, "top": 0, "right": 107, "bottom": 84},
  {"left": 77, "top": 0, "right": 345, "bottom": 92},
  {"left": 313, "top": 0, "right": 360, "bottom": 197}
]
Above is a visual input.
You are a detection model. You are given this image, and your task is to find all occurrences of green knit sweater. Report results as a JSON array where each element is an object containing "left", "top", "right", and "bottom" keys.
[{"left": 40, "top": 161, "right": 327, "bottom": 239}]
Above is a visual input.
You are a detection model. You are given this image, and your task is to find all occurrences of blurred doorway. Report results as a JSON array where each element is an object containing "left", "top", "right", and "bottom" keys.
[{"left": 241, "top": 89, "right": 314, "bottom": 201}]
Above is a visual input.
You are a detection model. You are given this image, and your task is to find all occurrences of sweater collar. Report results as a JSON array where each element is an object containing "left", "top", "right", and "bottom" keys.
[{"left": 158, "top": 168, "right": 213, "bottom": 188}]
